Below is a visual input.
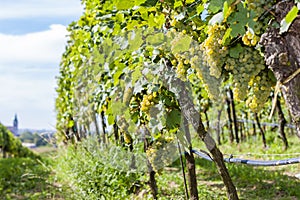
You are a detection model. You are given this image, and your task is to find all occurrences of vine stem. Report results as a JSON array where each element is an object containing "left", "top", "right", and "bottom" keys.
[
  {"left": 176, "top": 134, "right": 189, "bottom": 200},
  {"left": 162, "top": 59, "right": 239, "bottom": 200}
]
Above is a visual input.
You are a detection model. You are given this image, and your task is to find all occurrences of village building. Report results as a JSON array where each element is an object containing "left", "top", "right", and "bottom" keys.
[{"left": 5, "top": 114, "right": 19, "bottom": 137}]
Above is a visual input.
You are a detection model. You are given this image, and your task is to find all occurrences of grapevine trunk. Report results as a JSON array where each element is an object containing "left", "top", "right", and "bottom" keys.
[{"left": 260, "top": 1, "right": 300, "bottom": 138}]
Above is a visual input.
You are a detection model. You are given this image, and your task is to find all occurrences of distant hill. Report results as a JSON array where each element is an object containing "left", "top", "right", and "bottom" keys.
[{"left": 18, "top": 129, "right": 56, "bottom": 135}]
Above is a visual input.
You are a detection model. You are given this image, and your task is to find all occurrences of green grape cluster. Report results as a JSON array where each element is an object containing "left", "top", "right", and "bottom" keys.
[
  {"left": 146, "top": 148, "right": 163, "bottom": 171},
  {"left": 146, "top": 136, "right": 177, "bottom": 172},
  {"left": 242, "top": 30, "right": 259, "bottom": 46},
  {"left": 192, "top": 23, "right": 271, "bottom": 107},
  {"left": 226, "top": 47, "right": 265, "bottom": 100},
  {"left": 190, "top": 53, "right": 222, "bottom": 101},
  {"left": 172, "top": 52, "right": 190, "bottom": 80},
  {"left": 246, "top": 70, "right": 275, "bottom": 112},
  {"left": 200, "top": 24, "right": 228, "bottom": 79},
  {"left": 140, "top": 92, "right": 158, "bottom": 112}
]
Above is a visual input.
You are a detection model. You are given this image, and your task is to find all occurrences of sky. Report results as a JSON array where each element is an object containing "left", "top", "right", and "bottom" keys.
[{"left": 0, "top": 0, "right": 84, "bottom": 130}]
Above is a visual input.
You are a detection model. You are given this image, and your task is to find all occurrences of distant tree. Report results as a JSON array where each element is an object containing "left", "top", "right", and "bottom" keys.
[
  {"left": 20, "top": 131, "right": 34, "bottom": 143},
  {"left": 34, "top": 133, "right": 48, "bottom": 147},
  {"left": 0, "top": 124, "right": 38, "bottom": 158}
]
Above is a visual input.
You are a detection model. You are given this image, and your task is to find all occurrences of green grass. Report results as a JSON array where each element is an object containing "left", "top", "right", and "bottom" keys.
[
  {"left": 0, "top": 157, "right": 66, "bottom": 199},
  {"left": 144, "top": 133, "right": 300, "bottom": 199},
  {"left": 32, "top": 146, "right": 57, "bottom": 157},
  {"left": 52, "top": 141, "right": 144, "bottom": 200},
  {"left": 189, "top": 134, "right": 300, "bottom": 199},
  {"left": 0, "top": 135, "right": 299, "bottom": 199},
  {"left": 0, "top": 146, "right": 73, "bottom": 200},
  {"left": 53, "top": 134, "right": 299, "bottom": 199}
]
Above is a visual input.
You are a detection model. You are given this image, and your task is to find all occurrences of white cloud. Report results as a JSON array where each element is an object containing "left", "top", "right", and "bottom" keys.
[
  {"left": 0, "top": 0, "right": 83, "bottom": 129},
  {"left": 0, "top": 72, "right": 56, "bottom": 104},
  {"left": 0, "top": 0, "right": 83, "bottom": 20},
  {"left": 0, "top": 24, "right": 68, "bottom": 66},
  {"left": 0, "top": 24, "right": 70, "bottom": 129},
  {"left": 0, "top": 71, "right": 57, "bottom": 129}
]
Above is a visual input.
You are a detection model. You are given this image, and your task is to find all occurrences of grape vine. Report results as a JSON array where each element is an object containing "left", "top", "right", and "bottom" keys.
[{"left": 55, "top": 0, "right": 299, "bottom": 199}]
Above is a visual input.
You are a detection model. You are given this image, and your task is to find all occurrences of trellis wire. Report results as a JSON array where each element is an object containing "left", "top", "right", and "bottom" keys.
[
  {"left": 223, "top": 152, "right": 300, "bottom": 157},
  {"left": 236, "top": 119, "right": 296, "bottom": 129},
  {"left": 192, "top": 149, "right": 300, "bottom": 166}
]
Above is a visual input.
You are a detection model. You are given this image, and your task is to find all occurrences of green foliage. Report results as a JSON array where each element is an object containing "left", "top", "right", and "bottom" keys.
[
  {"left": 0, "top": 124, "right": 38, "bottom": 159},
  {"left": 55, "top": 0, "right": 287, "bottom": 143},
  {"left": 54, "top": 0, "right": 300, "bottom": 198},
  {"left": 3, "top": 123, "right": 299, "bottom": 200},
  {"left": 0, "top": 157, "right": 66, "bottom": 199},
  {"left": 20, "top": 131, "right": 35, "bottom": 142},
  {"left": 280, "top": 5, "right": 299, "bottom": 33},
  {"left": 2, "top": 136, "right": 299, "bottom": 199},
  {"left": 54, "top": 139, "right": 144, "bottom": 199},
  {"left": 20, "top": 131, "right": 49, "bottom": 147}
]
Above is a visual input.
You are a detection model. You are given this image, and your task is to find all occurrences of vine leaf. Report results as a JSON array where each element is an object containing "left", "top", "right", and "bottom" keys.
[
  {"left": 128, "top": 30, "right": 144, "bottom": 51},
  {"left": 208, "top": 0, "right": 224, "bottom": 14},
  {"left": 186, "top": 0, "right": 196, "bottom": 4},
  {"left": 227, "top": 3, "right": 249, "bottom": 37},
  {"left": 222, "top": 27, "right": 232, "bottom": 44},
  {"left": 115, "top": 0, "right": 135, "bottom": 10},
  {"left": 197, "top": 4, "right": 205, "bottom": 14},
  {"left": 146, "top": 32, "right": 165, "bottom": 46},
  {"left": 280, "top": 6, "right": 299, "bottom": 34},
  {"left": 155, "top": 13, "right": 165, "bottom": 28},
  {"left": 171, "top": 34, "right": 192, "bottom": 54},
  {"left": 174, "top": 0, "right": 183, "bottom": 9},
  {"left": 115, "top": 0, "right": 147, "bottom": 10},
  {"left": 131, "top": 67, "right": 142, "bottom": 85},
  {"left": 223, "top": 1, "right": 229, "bottom": 19},
  {"left": 285, "top": 5, "right": 299, "bottom": 23},
  {"left": 229, "top": 43, "right": 243, "bottom": 58},
  {"left": 148, "top": 13, "right": 157, "bottom": 27},
  {"left": 135, "top": 0, "right": 147, "bottom": 5},
  {"left": 166, "top": 109, "right": 182, "bottom": 130},
  {"left": 149, "top": 103, "right": 166, "bottom": 133},
  {"left": 113, "top": 70, "right": 123, "bottom": 85}
]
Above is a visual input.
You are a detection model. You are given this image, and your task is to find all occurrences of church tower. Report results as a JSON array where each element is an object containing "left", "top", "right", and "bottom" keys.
[{"left": 13, "top": 114, "right": 18, "bottom": 136}]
